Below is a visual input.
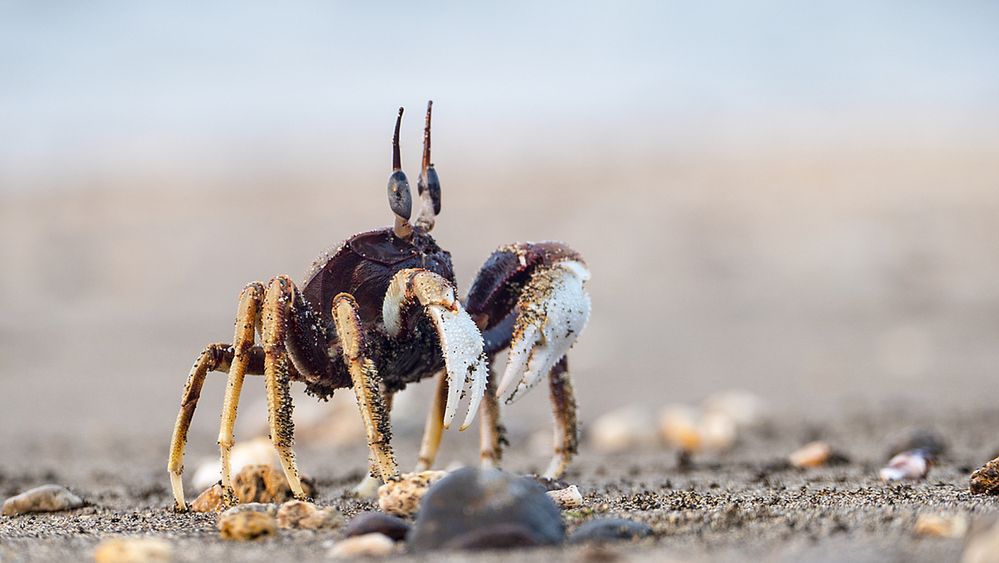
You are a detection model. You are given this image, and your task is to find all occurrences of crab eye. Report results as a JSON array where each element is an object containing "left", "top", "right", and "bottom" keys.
[
  {"left": 387, "top": 170, "right": 412, "bottom": 220},
  {"left": 419, "top": 165, "right": 441, "bottom": 216}
]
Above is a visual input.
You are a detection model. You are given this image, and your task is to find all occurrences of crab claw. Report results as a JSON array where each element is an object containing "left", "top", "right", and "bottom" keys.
[
  {"left": 496, "top": 260, "right": 591, "bottom": 403},
  {"left": 383, "top": 269, "right": 488, "bottom": 430}
]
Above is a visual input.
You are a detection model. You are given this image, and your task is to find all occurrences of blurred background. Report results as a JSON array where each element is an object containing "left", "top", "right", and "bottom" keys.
[{"left": 1, "top": 2, "right": 998, "bottom": 455}]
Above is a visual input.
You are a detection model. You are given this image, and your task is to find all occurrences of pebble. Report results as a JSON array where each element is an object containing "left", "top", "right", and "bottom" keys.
[
  {"left": 344, "top": 512, "right": 410, "bottom": 541},
  {"left": 914, "top": 513, "right": 968, "bottom": 538},
  {"left": 970, "top": 458, "right": 999, "bottom": 495},
  {"left": 93, "top": 537, "right": 172, "bottom": 563},
  {"left": 190, "top": 484, "right": 225, "bottom": 513},
  {"left": 1, "top": 484, "right": 84, "bottom": 517},
  {"left": 408, "top": 468, "right": 565, "bottom": 551},
  {"left": 192, "top": 437, "right": 275, "bottom": 491},
  {"left": 591, "top": 406, "right": 659, "bottom": 453},
  {"left": 568, "top": 518, "right": 654, "bottom": 544},
  {"left": 880, "top": 449, "right": 932, "bottom": 481},
  {"left": 546, "top": 485, "right": 584, "bottom": 509},
  {"left": 277, "top": 500, "right": 342, "bottom": 530},
  {"left": 328, "top": 533, "right": 396, "bottom": 558},
  {"left": 192, "top": 464, "right": 315, "bottom": 512},
  {"left": 232, "top": 464, "right": 315, "bottom": 504},
  {"left": 789, "top": 441, "right": 832, "bottom": 468},
  {"left": 220, "top": 502, "right": 278, "bottom": 517},
  {"left": 217, "top": 510, "right": 278, "bottom": 540},
  {"left": 376, "top": 470, "right": 447, "bottom": 517},
  {"left": 702, "top": 390, "right": 765, "bottom": 427},
  {"left": 659, "top": 405, "right": 703, "bottom": 452},
  {"left": 890, "top": 430, "right": 947, "bottom": 459}
]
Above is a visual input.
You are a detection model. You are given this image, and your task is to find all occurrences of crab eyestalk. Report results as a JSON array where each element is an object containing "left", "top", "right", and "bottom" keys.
[
  {"left": 388, "top": 107, "right": 413, "bottom": 239},
  {"left": 416, "top": 100, "right": 441, "bottom": 231}
]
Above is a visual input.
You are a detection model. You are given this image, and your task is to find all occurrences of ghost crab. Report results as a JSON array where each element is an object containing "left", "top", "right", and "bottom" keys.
[{"left": 167, "top": 102, "right": 591, "bottom": 510}]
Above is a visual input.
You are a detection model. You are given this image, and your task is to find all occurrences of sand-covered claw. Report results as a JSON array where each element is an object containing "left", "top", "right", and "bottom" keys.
[
  {"left": 496, "top": 260, "right": 591, "bottom": 403},
  {"left": 383, "top": 269, "right": 488, "bottom": 430}
]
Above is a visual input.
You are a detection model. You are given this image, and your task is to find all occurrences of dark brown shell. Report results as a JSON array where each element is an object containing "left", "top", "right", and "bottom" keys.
[
  {"left": 302, "top": 228, "right": 455, "bottom": 327},
  {"left": 465, "top": 241, "right": 582, "bottom": 328}
]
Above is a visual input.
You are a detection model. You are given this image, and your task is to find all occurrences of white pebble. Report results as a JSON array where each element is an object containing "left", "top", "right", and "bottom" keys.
[
  {"left": 546, "top": 485, "right": 583, "bottom": 510},
  {"left": 328, "top": 533, "right": 395, "bottom": 558},
  {"left": 591, "top": 406, "right": 659, "bottom": 453}
]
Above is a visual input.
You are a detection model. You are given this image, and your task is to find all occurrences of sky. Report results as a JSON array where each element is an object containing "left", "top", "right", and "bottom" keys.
[{"left": 1, "top": 1, "right": 998, "bottom": 179}]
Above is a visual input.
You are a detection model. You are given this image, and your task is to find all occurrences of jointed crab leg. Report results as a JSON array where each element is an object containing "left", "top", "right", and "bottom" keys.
[
  {"left": 332, "top": 293, "right": 399, "bottom": 488},
  {"left": 478, "top": 366, "right": 505, "bottom": 470},
  {"left": 414, "top": 371, "right": 448, "bottom": 471},
  {"left": 383, "top": 268, "right": 489, "bottom": 431},
  {"left": 545, "top": 357, "right": 578, "bottom": 479},
  {"left": 217, "top": 282, "right": 265, "bottom": 504},
  {"left": 261, "top": 276, "right": 307, "bottom": 500},
  {"left": 168, "top": 343, "right": 234, "bottom": 510}
]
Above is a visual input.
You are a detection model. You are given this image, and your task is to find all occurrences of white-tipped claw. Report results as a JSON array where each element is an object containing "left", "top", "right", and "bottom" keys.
[
  {"left": 427, "top": 304, "right": 488, "bottom": 430},
  {"left": 497, "top": 261, "right": 591, "bottom": 404}
]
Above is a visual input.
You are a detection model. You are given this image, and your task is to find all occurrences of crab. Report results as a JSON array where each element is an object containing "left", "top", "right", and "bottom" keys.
[{"left": 167, "top": 102, "right": 591, "bottom": 510}]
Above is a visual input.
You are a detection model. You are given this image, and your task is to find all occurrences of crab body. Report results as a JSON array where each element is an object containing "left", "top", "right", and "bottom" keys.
[
  {"left": 295, "top": 228, "right": 455, "bottom": 397},
  {"left": 166, "top": 102, "right": 591, "bottom": 510}
]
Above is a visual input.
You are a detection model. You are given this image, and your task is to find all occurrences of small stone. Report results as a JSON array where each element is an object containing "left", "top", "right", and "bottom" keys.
[
  {"left": 546, "top": 485, "right": 583, "bottom": 510},
  {"left": 890, "top": 430, "right": 947, "bottom": 459},
  {"left": 443, "top": 524, "right": 546, "bottom": 550},
  {"left": 700, "top": 411, "right": 737, "bottom": 451},
  {"left": 328, "top": 533, "right": 395, "bottom": 558},
  {"left": 220, "top": 502, "right": 278, "bottom": 518},
  {"left": 702, "top": 390, "right": 765, "bottom": 427},
  {"left": 190, "top": 484, "right": 225, "bottom": 513},
  {"left": 408, "top": 468, "right": 565, "bottom": 551},
  {"left": 94, "top": 537, "right": 172, "bottom": 563},
  {"left": 192, "top": 437, "right": 275, "bottom": 491},
  {"left": 659, "top": 405, "right": 702, "bottom": 452},
  {"left": 218, "top": 510, "right": 277, "bottom": 540},
  {"left": 880, "top": 450, "right": 932, "bottom": 481},
  {"left": 568, "top": 518, "right": 654, "bottom": 544},
  {"left": 376, "top": 471, "right": 447, "bottom": 517},
  {"left": 592, "top": 406, "right": 658, "bottom": 453},
  {"left": 232, "top": 464, "right": 315, "bottom": 504},
  {"left": 277, "top": 500, "right": 343, "bottom": 530},
  {"left": 1, "top": 484, "right": 84, "bottom": 517},
  {"left": 970, "top": 458, "right": 999, "bottom": 495},
  {"left": 914, "top": 513, "right": 968, "bottom": 538},
  {"left": 789, "top": 441, "right": 832, "bottom": 468},
  {"left": 344, "top": 512, "right": 410, "bottom": 541},
  {"left": 961, "top": 519, "right": 999, "bottom": 563}
]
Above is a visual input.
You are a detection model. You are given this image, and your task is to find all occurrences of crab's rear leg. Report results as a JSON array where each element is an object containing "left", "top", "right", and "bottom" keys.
[
  {"left": 413, "top": 370, "right": 448, "bottom": 472},
  {"left": 216, "top": 282, "right": 265, "bottom": 505}
]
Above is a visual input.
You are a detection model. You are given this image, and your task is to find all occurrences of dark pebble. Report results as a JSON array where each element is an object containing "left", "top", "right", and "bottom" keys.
[
  {"left": 443, "top": 523, "right": 545, "bottom": 550},
  {"left": 344, "top": 511, "right": 410, "bottom": 541},
  {"left": 408, "top": 468, "right": 565, "bottom": 551},
  {"left": 891, "top": 430, "right": 947, "bottom": 459},
  {"left": 569, "top": 518, "right": 654, "bottom": 544}
]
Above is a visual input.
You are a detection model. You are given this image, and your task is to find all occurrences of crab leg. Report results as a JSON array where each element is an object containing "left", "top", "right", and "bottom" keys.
[
  {"left": 217, "top": 282, "right": 265, "bottom": 505},
  {"left": 414, "top": 370, "right": 448, "bottom": 471},
  {"left": 479, "top": 364, "right": 506, "bottom": 470},
  {"left": 261, "top": 276, "right": 306, "bottom": 500},
  {"left": 383, "top": 269, "right": 489, "bottom": 431},
  {"left": 496, "top": 260, "right": 591, "bottom": 403},
  {"left": 168, "top": 343, "right": 235, "bottom": 510},
  {"left": 332, "top": 293, "right": 399, "bottom": 490},
  {"left": 545, "top": 357, "right": 578, "bottom": 479}
]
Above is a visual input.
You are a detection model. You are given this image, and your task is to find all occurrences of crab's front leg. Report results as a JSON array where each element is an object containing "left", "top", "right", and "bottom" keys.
[{"left": 466, "top": 242, "right": 591, "bottom": 479}]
